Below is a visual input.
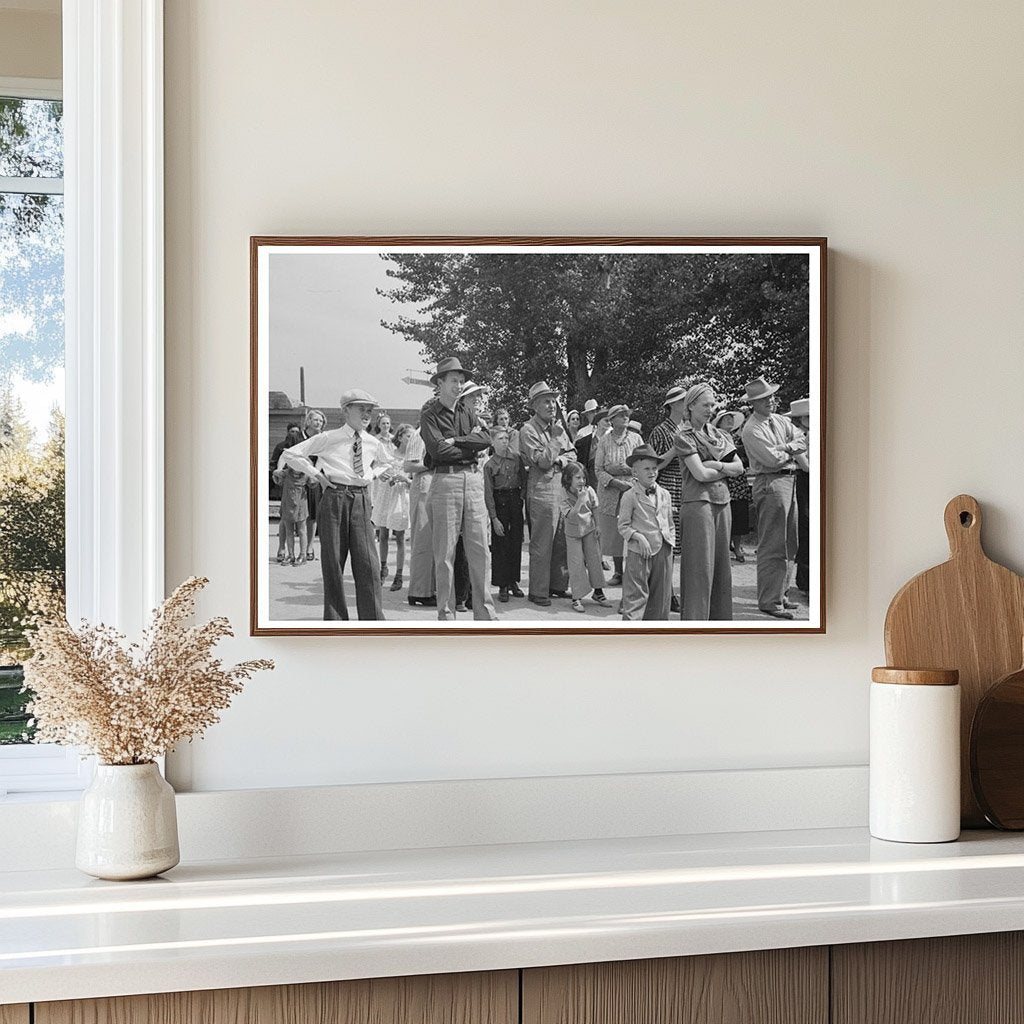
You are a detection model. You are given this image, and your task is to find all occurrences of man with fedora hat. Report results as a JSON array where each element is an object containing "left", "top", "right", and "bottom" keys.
[
  {"left": 740, "top": 376, "right": 808, "bottom": 620},
  {"left": 281, "top": 387, "right": 393, "bottom": 620},
  {"left": 419, "top": 357, "right": 497, "bottom": 621},
  {"left": 519, "top": 380, "right": 575, "bottom": 605},
  {"left": 648, "top": 384, "right": 690, "bottom": 613},
  {"left": 785, "top": 397, "right": 812, "bottom": 597}
]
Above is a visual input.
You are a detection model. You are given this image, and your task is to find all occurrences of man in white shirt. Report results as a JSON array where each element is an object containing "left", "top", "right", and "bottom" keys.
[
  {"left": 282, "top": 388, "right": 393, "bottom": 620},
  {"left": 739, "top": 376, "right": 808, "bottom": 620}
]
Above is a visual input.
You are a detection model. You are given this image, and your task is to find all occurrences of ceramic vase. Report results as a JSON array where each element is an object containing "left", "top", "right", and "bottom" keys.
[{"left": 76, "top": 762, "right": 180, "bottom": 880}]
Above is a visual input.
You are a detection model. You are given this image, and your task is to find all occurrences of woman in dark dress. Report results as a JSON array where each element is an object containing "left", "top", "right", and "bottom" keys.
[{"left": 713, "top": 410, "right": 752, "bottom": 563}]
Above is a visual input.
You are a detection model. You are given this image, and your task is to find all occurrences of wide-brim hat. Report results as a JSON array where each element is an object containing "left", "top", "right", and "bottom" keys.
[
  {"left": 628, "top": 420, "right": 642, "bottom": 432},
  {"left": 713, "top": 409, "right": 746, "bottom": 432},
  {"left": 785, "top": 397, "right": 811, "bottom": 419},
  {"left": 430, "top": 356, "right": 473, "bottom": 385},
  {"left": 528, "top": 380, "right": 558, "bottom": 406},
  {"left": 339, "top": 387, "right": 380, "bottom": 409},
  {"left": 743, "top": 376, "right": 780, "bottom": 402},
  {"left": 591, "top": 406, "right": 610, "bottom": 423},
  {"left": 582, "top": 398, "right": 598, "bottom": 414},
  {"left": 458, "top": 380, "right": 486, "bottom": 401},
  {"left": 663, "top": 385, "right": 687, "bottom": 408},
  {"left": 607, "top": 403, "right": 631, "bottom": 420},
  {"left": 626, "top": 444, "right": 660, "bottom": 467}
]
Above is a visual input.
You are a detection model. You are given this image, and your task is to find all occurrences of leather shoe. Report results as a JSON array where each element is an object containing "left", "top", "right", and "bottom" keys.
[
  {"left": 548, "top": 589, "right": 569, "bottom": 599},
  {"left": 408, "top": 595, "right": 437, "bottom": 607},
  {"left": 510, "top": 584, "right": 525, "bottom": 598},
  {"left": 759, "top": 606, "right": 795, "bottom": 620},
  {"left": 498, "top": 587, "right": 510, "bottom": 603},
  {"left": 670, "top": 594, "right": 681, "bottom": 614},
  {"left": 528, "top": 594, "right": 552, "bottom": 607}
]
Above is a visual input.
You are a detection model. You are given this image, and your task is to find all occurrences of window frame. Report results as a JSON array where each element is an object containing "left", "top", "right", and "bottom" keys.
[{"left": 0, "top": 0, "right": 165, "bottom": 797}]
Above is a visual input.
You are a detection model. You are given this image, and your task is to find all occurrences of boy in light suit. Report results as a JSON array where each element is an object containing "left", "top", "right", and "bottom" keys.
[{"left": 617, "top": 445, "right": 676, "bottom": 620}]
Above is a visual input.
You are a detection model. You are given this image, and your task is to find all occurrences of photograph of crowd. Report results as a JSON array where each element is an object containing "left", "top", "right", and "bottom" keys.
[{"left": 251, "top": 238, "right": 825, "bottom": 633}]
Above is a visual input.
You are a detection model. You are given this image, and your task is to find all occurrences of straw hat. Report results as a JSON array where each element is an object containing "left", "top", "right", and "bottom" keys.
[
  {"left": 528, "top": 381, "right": 558, "bottom": 407},
  {"left": 742, "top": 376, "right": 780, "bottom": 402}
]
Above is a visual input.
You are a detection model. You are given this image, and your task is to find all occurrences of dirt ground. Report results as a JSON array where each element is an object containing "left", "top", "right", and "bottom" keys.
[{"left": 267, "top": 520, "right": 809, "bottom": 624}]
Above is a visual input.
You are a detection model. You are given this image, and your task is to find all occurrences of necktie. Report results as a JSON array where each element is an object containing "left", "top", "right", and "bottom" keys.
[
  {"left": 645, "top": 486, "right": 656, "bottom": 496},
  {"left": 353, "top": 431, "right": 363, "bottom": 477}
]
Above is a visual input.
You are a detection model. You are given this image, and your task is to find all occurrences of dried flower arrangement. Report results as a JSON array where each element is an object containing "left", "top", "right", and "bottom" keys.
[{"left": 22, "top": 577, "right": 273, "bottom": 765}]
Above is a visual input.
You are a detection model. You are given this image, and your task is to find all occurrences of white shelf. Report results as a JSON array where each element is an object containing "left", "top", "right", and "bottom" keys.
[{"left": 4, "top": 826, "right": 1024, "bottom": 1004}]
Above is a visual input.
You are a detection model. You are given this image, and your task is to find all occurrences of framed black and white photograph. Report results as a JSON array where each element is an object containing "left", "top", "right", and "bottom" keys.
[{"left": 250, "top": 236, "right": 826, "bottom": 635}]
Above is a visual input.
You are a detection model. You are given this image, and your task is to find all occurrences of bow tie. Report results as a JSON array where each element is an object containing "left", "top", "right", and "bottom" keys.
[{"left": 644, "top": 486, "right": 656, "bottom": 497}]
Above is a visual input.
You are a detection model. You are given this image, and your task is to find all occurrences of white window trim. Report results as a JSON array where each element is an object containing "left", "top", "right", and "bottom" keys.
[{"left": 0, "top": 2, "right": 165, "bottom": 797}]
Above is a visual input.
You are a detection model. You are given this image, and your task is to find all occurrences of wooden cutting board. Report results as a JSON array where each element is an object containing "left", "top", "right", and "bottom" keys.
[{"left": 884, "top": 494, "right": 1024, "bottom": 827}]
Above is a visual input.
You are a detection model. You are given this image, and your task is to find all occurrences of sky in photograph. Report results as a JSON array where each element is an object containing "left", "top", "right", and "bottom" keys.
[{"left": 268, "top": 253, "right": 431, "bottom": 410}]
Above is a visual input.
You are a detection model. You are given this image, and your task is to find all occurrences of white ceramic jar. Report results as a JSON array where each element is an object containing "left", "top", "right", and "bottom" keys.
[
  {"left": 869, "top": 667, "right": 961, "bottom": 843},
  {"left": 76, "top": 762, "right": 180, "bottom": 880}
]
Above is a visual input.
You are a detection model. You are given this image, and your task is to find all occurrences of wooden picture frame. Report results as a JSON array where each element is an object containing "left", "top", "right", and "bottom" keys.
[{"left": 251, "top": 236, "right": 826, "bottom": 635}]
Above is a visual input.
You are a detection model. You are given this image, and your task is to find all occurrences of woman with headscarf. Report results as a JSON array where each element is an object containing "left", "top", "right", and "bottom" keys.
[
  {"left": 566, "top": 409, "right": 580, "bottom": 443},
  {"left": 675, "top": 384, "right": 745, "bottom": 620}
]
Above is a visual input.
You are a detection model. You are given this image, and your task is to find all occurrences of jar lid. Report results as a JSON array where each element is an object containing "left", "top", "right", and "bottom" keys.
[{"left": 871, "top": 667, "right": 959, "bottom": 686}]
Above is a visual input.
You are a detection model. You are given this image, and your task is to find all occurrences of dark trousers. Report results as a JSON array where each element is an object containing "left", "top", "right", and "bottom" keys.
[
  {"left": 491, "top": 488, "right": 524, "bottom": 586},
  {"left": 317, "top": 486, "right": 383, "bottom": 621},
  {"left": 455, "top": 539, "right": 470, "bottom": 604},
  {"left": 795, "top": 470, "right": 810, "bottom": 591}
]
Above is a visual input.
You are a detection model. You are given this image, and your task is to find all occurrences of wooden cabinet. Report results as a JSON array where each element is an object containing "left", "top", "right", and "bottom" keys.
[
  {"left": 34, "top": 971, "right": 518, "bottom": 1024},
  {"left": 522, "top": 948, "right": 828, "bottom": 1024},
  {"left": 832, "top": 932, "right": 1024, "bottom": 1024},
  {"left": 14, "top": 933, "right": 1024, "bottom": 1023}
]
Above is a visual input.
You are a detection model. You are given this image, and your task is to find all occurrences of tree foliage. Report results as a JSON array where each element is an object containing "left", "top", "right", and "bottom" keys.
[
  {"left": 379, "top": 252, "right": 810, "bottom": 429},
  {"left": 0, "top": 392, "right": 65, "bottom": 665}
]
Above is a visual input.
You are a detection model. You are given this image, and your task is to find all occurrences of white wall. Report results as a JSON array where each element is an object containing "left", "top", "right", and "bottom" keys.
[{"left": 163, "top": 1, "right": 1024, "bottom": 792}]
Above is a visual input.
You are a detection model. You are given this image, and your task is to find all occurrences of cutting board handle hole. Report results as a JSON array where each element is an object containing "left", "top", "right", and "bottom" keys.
[{"left": 960, "top": 511, "right": 974, "bottom": 527}]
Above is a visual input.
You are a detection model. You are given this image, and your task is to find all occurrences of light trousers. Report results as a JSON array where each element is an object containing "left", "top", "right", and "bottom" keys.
[
  {"left": 407, "top": 473, "right": 435, "bottom": 599},
  {"left": 621, "top": 543, "right": 673, "bottom": 620},
  {"left": 527, "top": 477, "right": 570, "bottom": 597},
  {"left": 428, "top": 470, "right": 496, "bottom": 620},
  {"left": 752, "top": 473, "right": 798, "bottom": 612},
  {"left": 566, "top": 529, "right": 605, "bottom": 599},
  {"left": 680, "top": 500, "right": 733, "bottom": 620}
]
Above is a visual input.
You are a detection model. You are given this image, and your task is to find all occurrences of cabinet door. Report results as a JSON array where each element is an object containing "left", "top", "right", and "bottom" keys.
[
  {"left": 832, "top": 932, "right": 1024, "bottom": 1024},
  {"left": 0, "top": 1007, "right": 30, "bottom": 1024},
  {"left": 523, "top": 949, "right": 828, "bottom": 1024},
  {"left": 36, "top": 970, "right": 518, "bottom": 1024}
]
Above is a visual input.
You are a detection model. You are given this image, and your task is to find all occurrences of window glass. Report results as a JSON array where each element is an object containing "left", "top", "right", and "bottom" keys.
[{"left": 0, "top": 97, "right": 65, "bottom": 745}]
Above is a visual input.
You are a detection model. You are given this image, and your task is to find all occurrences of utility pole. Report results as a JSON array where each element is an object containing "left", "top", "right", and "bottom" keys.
[{"left": 299, "top": 366, "right": 306, "bottom": 406}]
